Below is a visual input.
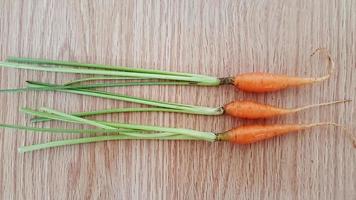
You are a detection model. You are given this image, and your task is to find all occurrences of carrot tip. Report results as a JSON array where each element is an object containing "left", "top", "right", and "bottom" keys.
[
  {"left": 291, "top": 99, "right": 352, "bottom": 113},
  {"left": 303, "top": 122, "right": 342, "bottom": 129},
  {"left": 310, "top": 123, "right": 356, "bottom": 148},
  {"left": 309, "top": 48, "right": 335, "bottom": 82}
]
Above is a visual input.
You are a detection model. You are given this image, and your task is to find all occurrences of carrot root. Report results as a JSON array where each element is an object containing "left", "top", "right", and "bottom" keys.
[
  {"left": 217, "top": 122, "right": 355, "bottom": 146},
  {"left": 232, "top": 48, "right": 335, "bottom": 93},
  {"left": 223, "top": 100, "right": 289, "bottom": 119},
  {"left": 223, "top": 99, "right": 350, "bottom": 119}
]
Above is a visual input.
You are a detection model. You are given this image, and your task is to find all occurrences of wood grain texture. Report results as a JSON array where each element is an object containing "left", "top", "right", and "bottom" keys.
[{"left": 0, "top": 0, "right": 355, "bottom": 199}]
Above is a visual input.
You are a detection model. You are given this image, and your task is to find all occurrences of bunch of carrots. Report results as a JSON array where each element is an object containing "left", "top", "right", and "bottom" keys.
[{"left": 0, "top": 48, "right": 354, "bottom": 152}]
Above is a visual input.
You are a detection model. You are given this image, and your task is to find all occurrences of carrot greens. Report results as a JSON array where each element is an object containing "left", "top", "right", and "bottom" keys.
[
  {"left": 24, "top": 81, "right": 224, "bottom": 116},
  {"left": 18, "top": 134, "right": 199, "bottom": 153},
  {"left": 0, "top": 106, "right": 217, "bottom": 153},
  {"left": 0, "top": 58, "right": 221, "bottom": 85}
]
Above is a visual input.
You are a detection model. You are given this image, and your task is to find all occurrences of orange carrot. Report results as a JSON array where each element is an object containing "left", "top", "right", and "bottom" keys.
[
  {"left": 232, "top": 48, "right": 334, "bottom": 93},
  {"left": 223, "top": 99, "right": 350, "bottom": 119},
  {"left": 217, "top": 122, "right": 345, "bottom": 144}
]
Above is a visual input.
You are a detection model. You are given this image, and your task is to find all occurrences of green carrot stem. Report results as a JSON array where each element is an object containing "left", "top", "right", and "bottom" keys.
[
  {"left": 0, "top": 121, "right": 189, "bottom": 139},
  {"left": 31, "top": 107, "right": 197, "bottom": 123},
  {"left": 94, "top": 120, "right": 217, "bottom": 140},
  {"left": 36, "top": 108, "right": 184, "bottom": 139},
  {"left": 0, "top": 81, "right": 197, "bottom": 93},
  {"left": 0, "top": 123, "right": 130, "bottom": 134},
  {"left": 64, "top": 77, "right": 149, "bottom": 85},
  {"left": 6, "top": 57, "right": 197, "bottom": 77},
  {"left": 22, "top": 108, "right": 178, "bottom": 139},
  {"left": 0, "top": 88, "right": 32, "bottom": 93},
  {"left": 18, "top": 134, "right": 200, "bottom": 153},
  {"left": 23, "top": 107, "right": 217, "bottom": 141},
  {"left": 61, "top": 81, "right": 197, "bottom": 88},
  {"left": 26, "top": 81, "right": 224, "bottom": 115},
  {"left": 21, "top": 108, "right": 77, "bottom": 123},
  {"left": 0, "top": 61, "right": 220, "bottom": 85},
  {"left": 20, "top": 108, "right": 136, "bottom": 133},
  {"left": 39, "top": 107, "right": 117, "bottom": 129},
  {"left": 63, "top": 77, "right": 163, "bottom": 85}
]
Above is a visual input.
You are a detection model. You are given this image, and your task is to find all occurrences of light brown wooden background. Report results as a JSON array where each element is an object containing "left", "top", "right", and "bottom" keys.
[{"left": 0, "top": 0, "right": 355, "bottom": 199}]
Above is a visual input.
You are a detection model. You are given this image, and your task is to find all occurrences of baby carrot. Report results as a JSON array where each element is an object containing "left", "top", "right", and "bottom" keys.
[
  {"left": 0, "top": 48, "right": 334, "bottom": 93},
  {"left": 223, "top": 99, "right": 350, "bottom": 119},
  {"left": 1, "top": 80, "right": 349, "bottom": 120},
  {"left": 230, "top": 48, "right": 334, "bottom": 92},
  {"left": 216, "top": 122, "right": 347, "bottom": 144},
  {"left": 13, "top": 81, "right": 347, "bottom": 121}
]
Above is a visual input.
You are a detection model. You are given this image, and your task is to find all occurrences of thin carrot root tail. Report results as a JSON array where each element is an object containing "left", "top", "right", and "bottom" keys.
[
  {"left": 303, "top": 122, "right": 343, "bottom": 129},
  {"left": 303, "top": 122, "right": 356, "bottom": 148},
  {"left": 309, "top": 48, "right": 335, "bottom": 82},
  {"left": 290, "top": 99, "right": 352, "bottom": 113}
]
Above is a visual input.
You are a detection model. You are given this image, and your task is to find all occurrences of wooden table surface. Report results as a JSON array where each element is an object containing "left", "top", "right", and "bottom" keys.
[{"left": 0, "top": 0, "right": 355, "bottom": 199}]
